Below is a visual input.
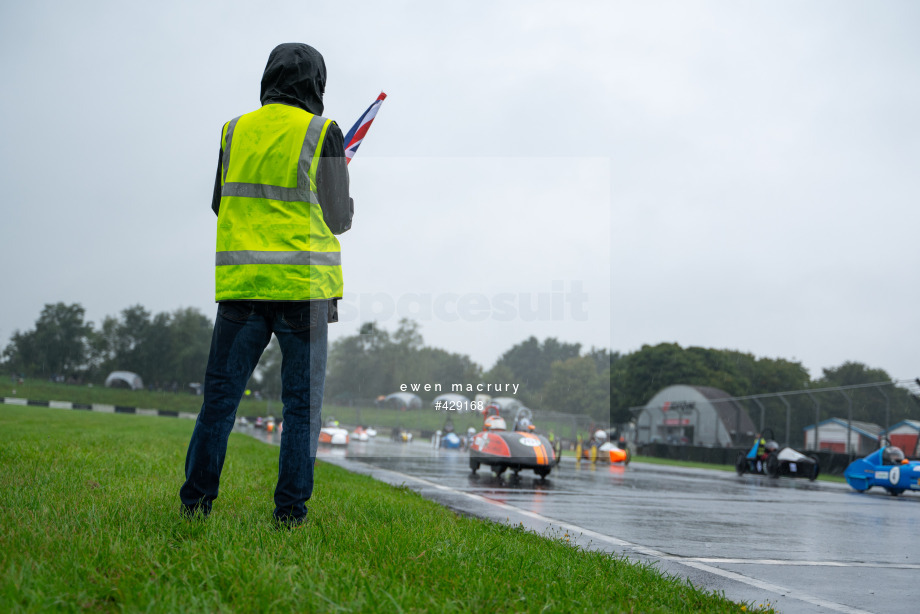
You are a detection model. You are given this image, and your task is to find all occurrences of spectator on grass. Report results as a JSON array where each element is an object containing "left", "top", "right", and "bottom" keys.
[{"left": 179, "top": 43, "right": 353, "bottom": 528}]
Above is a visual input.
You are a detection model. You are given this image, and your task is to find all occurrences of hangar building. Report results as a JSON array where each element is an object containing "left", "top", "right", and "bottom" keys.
[{"left": 635, "top": 385, "right": 756, "bottom": 447}]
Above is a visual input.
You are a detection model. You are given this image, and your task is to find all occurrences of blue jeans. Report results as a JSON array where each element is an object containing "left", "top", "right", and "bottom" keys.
[{"left": 179, "top": 300, "right": 328, "bottom": 521}]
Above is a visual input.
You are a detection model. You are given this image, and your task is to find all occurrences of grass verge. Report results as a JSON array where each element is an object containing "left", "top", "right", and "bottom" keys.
[
  {"left": 1, "top": 373, "right": 255, "bottom": 414},
  {"left": 0, "top": 405, "right": 770, "bottom": 613}
]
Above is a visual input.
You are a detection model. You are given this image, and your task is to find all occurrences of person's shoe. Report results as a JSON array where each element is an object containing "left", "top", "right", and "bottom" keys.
[
  {"left": 180, "top": 503, "right": 210, "bottom": 520},
  {"left": 273, "top": 514, "right": 306, "bottom": 530}
]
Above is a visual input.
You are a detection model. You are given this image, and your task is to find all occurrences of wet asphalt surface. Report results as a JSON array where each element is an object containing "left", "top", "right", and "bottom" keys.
[{"left": 243, "top": 426, "right": 918, "bottom": 614}]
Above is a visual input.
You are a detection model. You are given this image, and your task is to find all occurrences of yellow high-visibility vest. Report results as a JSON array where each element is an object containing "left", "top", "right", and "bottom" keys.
[{"left": 215, "top": 103, "right": 342, "bottom": 301}]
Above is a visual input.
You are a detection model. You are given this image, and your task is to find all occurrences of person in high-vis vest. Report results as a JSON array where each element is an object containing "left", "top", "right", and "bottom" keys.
[{"left": 180, "top": 43, "right": 353, "bottom": 528}]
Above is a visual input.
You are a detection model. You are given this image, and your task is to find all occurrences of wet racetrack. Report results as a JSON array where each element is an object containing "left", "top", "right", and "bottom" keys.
[{"left": 243, "top": 426, "right": 917, "bottom": 614}]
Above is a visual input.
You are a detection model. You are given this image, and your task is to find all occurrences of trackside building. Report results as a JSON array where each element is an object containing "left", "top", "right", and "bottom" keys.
[
  {"left": 882, "top": 420, "right": 920, "bottom": 456},
  {"left": 635, "top": 385, "right": 756, "bottom": 447},
  {"left": 802, "top": 418, "right": 882, "bottom": 454}
]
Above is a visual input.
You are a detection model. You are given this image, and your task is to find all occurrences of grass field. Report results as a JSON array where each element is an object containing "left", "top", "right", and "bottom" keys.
[
  {"left": 1, "top": 373, "right": 259, "bottom": 414},
  {"left": 0, "top": 405, "right": 771, "bottom": 613}
]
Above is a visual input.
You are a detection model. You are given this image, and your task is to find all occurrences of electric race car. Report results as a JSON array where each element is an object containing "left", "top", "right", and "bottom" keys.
[
  {"left": 468, "top": 406, "right": 560, "bottom": 479},
  {"left": 391, "top": 426, "right": 413, "bottom": 443},
  {"left": 318, "top": 418, "right": 349, "bottom": 445},
  {"left": 844, "top": 443, "right": 920, "bottom": 496},
  {"left": 577, "top": 430, "right": 631, "bottom": 464},
  {"left": 735, "top": 428, "right": 819, "bottom": 480},
  {"left": 431, "top": 417, "right": 464, "bottom": 449}
]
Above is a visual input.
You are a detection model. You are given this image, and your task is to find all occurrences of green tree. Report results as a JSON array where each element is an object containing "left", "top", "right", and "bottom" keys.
[
  {"left": 586, "top": 347, "right": 616, "bottom": 375},
  {"left": 324, "top": 320, "right": 483, "bottom": 403},
  {"left": 86, "top": 315, "right": 120, "bottom": 378},
  {"left": 325, "top": 322, "right": 395, "bottom": 402},
  {"left": 811, "top": 361, "right": 908, "bottom": 430},
  {"left": 82, "top": 305, "right": 212, "bottom": 389},
  {"left": 413, "top": 346, "right": 481, "bottom": 393},
  {"left": 542, "top": 356, "right": 610, "bottom": 420},
  {"left": 493, "top": 336, "right": 581, "bottom": 406},
  {"left": 610, "top": 342, "right": 711, "bottom": 414},
  {"left": 2, "top": 302, "right": 92, "bottom": 377},
  {"left": 608, "top": 343, "right": 813, "bottom": 433},
  {"left": 482, "top": 363, "right": 516, "bottom": 389},
  {"left": 818, "top": 361, "right": 892, "bottom": 387},
  {"left": 143, "top": 312, "right": 173, "bottom": 384},
  {"left": 97, "top": 305, "right": 153, "bottom": 379},
  {"left": 167, "top": 307, "right": 213, "bottom": 386},
  {"left": 2, "top": 329, "right": 41, "bottom": 375}
]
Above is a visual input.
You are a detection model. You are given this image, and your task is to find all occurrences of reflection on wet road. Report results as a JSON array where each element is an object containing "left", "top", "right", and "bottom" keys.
[{"left": 243, "top": 426, "right": 916, "bottom": 614}]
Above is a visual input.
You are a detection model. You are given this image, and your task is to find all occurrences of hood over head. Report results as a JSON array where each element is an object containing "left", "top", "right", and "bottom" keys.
[{"left": 260, "top": 43, "right": 326, "bottom": 115}]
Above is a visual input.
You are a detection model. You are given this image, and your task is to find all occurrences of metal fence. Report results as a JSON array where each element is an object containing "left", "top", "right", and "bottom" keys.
[{"left": 630, "top": 379, "right": 919, "bottom": 453}]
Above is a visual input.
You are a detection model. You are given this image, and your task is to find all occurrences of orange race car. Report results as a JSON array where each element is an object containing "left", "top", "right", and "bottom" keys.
[{"left": 578, "top": 430, "right": 631, "bottom": 464}]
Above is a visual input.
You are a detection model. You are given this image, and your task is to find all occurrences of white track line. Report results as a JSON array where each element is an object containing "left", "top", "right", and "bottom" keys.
[
  {"left": 378, "top": 467, "right": 876, "bottom": 614},
  {"left": 687, "top": 557, "right": 920, "bottom": 569}
]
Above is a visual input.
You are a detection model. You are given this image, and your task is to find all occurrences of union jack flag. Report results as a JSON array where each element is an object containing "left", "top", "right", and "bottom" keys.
[{"left": 343, "top": 92, "right": 387, "bottom": 164}]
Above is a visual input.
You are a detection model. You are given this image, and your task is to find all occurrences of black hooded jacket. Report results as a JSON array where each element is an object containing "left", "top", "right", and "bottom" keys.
[{"left": 211, "top": 43, "right": 353, "bottom": 235}]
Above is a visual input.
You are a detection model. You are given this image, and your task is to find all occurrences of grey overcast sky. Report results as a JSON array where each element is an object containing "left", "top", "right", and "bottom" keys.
[{"left": 1, "top": 0, "right": 917, "bottom": 382}]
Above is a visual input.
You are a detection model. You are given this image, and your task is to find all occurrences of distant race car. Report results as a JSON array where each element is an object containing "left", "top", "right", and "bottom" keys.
[
  {"left": 469, "top": 406, "right": 559, "bottom": 479},
  {"left": 578, "top": 431, "right": 630, "bottom": 464},
  {"left": 319, "top": 419, "right": 349, "bottom": 445},
  {"left": 432, "top": 418, "right": 464, "bottom": 449},
  {"left": 735, "top": 428, "right": 819, "bottom": 481},
  {"left": 391, "top": 426, "right": 413, "bottom": 443},
  {"left": 432, "top": 430, "right": 463, "bottom": 449},
  {"left": 844, "top": 444, "right": 920, "bottom": 496}
]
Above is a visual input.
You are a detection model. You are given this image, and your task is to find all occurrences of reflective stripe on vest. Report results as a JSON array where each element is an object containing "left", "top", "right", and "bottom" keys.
[
  {"left": 216, "top": 250, "right": 342, "bottom": 267},
  {"left": 215, "top": 104, "right": 343, "bottom": 301}
]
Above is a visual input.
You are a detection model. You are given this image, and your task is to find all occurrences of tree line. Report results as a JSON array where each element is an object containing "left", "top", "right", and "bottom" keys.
[
  {"left": 610, "top": 343, "right": 918, "bottom": 437},
  {"left": 322, "top": 319, "right": 613, "bottom": 420},
  {"left": 2, "top": 302, "right": 212, "bottom": 391},
  {"left": 3, "top": 303, "right": 916, "bottom": 433},
  {"left": 324, "top": 322, "right": 918, "bottom": 431}
]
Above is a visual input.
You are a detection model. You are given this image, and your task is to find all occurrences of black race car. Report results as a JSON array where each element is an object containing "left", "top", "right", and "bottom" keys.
[{"left": 736, "top": 428, "right": 819, "bottom": 481}]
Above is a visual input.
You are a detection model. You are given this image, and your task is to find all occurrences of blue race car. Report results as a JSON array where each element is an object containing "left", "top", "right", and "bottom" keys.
[
  {"left": 432, "top": 418, "right": 465, "bottom": 450},
  {"left": 844, "top": 445, "right": 920, "bottom": 496}
]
